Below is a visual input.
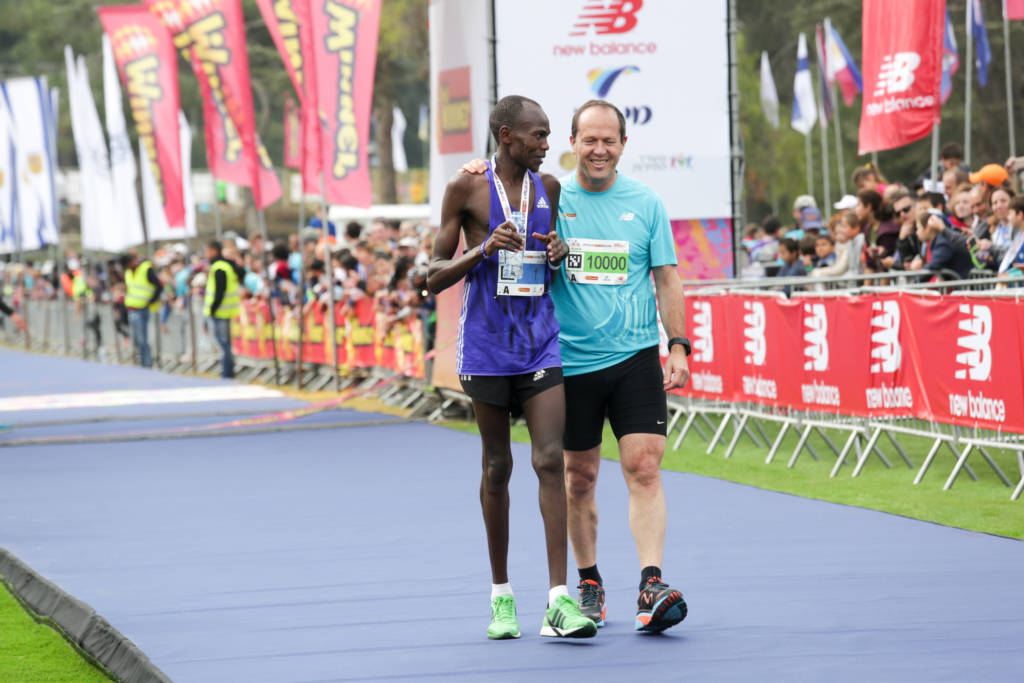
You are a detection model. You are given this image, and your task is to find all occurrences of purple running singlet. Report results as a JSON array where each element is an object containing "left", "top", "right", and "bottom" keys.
[{"left": 455, "top": 162, "right": 561, "bottom": 375}]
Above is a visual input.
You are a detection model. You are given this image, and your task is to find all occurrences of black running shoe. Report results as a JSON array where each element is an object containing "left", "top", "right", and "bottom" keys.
[
  {"left": 577, "top": 579, "right": 606, "bottom": 627},
  {"left": 635, "top": 577, "right": 687, "bottom": 633}
]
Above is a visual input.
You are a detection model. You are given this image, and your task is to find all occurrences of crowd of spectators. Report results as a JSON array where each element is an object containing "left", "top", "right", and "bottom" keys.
[
  {"left": 742, "top": 143, "right": 1024, "bottom": 288},
  {"left": 0, "top": 215, "right": 437, "bottom": 356}
]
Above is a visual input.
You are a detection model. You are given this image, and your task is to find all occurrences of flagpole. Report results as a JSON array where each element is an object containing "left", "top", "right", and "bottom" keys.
[
  {"left": 1004, "top": 2, "right": 1017, "bottom": 159},
  {"left": 931, "top": 119, "right": 941, "bottom": 184},
  {"left": 295, "top": 189, "right": 306, "bottom": 390},
  {"left": 257, "top": 207, "right": 281, "bottom": 386},
  {"left": 212, "top": 177, "right": 223, "bottom": 241},
  {"left": 319, "top": 173, "right": 340, "bottom": 393},
  {"left": 817, "top": 58, "right": 831, "bottom": 213},
  {"left": 831, "top": 82, "right": 846, "bottom": 196},
  {"left": 966, "top": 0, "right": 974, "bottom": 166},
  {"left": 804, "top": 134, "right": 814, "bottom": 199}
]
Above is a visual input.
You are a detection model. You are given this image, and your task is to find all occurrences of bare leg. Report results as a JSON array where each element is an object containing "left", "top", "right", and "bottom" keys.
[
  {"left": 618, "top": 433, "right": 667, "bottom": 568},
  {"left": 520, "top": 385, "right": 567, "bottom": 589},
  {"left": 473, "top": 400, "right": 513, "bottom": 584},
  {"left": 564, "top": 446, "right": 602, "bottom": 570}
]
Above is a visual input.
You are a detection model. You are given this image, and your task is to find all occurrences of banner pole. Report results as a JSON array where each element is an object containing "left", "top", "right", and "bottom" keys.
[
  {"left": 257, "top": 208, "right": 281, "bottom": 386},
  {"left": 212, "top": 176, "right": 223, "bottom": 241},
  {"left": 817, "top": 59, "right": 831, "bottom": 213},
  {"left": 965, "top": 0, "right": 974, "bottom": 166},
  {"left": 931, "top": 118, "right": 941, "bottom": 185},
  {"left": 804, "top": 133, "right": 814, "bottom": 199},
  {"left": 1004, "top": 4, "right": 1017, "bottom": 159},
  {"left": 319, "top": 173, "right": 340, "bottom": 393},
  {"left": 831, "top": 83, "right": 846, "bottom": 195},
  {"left": 295, "top": 192, "right": 306, "bottom": 390}
]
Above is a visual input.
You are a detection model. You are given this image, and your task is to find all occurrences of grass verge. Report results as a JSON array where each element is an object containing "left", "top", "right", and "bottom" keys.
[
  {"left": 0, "top": 580, "right": 112, "bottom": 682},
  {"left": 443, "top": 417, "right": 1024, "bottom": 540}
]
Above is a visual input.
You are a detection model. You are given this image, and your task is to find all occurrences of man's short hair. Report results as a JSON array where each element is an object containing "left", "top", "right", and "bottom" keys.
[
  {"left": 345, "top": 221, "right": 362, "bottom": 240},
  {"left": 815, "top": 233, "right": 834, "bottom": 245},
  {"left": 489, "top": 95, "right": 542, "bottom": 143},
  {"left": 940, "top": 142, "right": 963, "bottom": 160},
  {"left": 571, "top": 99, "right": 627, "bottom": 141},
  {"left": 779, "top": 237, "right": 799, "bottom": 253},
  {"left": 207, "top": 239, "right": 222, "bottom": 254}
]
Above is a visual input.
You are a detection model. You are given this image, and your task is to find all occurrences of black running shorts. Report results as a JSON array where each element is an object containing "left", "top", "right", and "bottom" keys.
[
  {"left": 459, "top": 367, "right": 563, "bottom": 415},
  {"left": 562, "top": 346, "right": 668, "bottom": 451}
]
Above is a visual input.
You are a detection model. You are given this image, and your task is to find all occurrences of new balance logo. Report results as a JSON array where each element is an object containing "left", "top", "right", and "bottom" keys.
[
  {"left": 955, "top": 304, "right": 991, "bottom": 381},
  {"left": 536, "top": 196, "right": 549, "bottom": 209},
  {"left": 692, "top": 301, "right": 713, "bottom": 363},
  {"left": 803, "top": 303, "right": 828, "bottom": 372},
  {"left": 869, "top": 300, "right": 901, "bottom": 373},
  {"left": 873, "top": 52, "right": 921, "bottom": 97},
  {"left": 570, "top": 0, "right": 643, "bottom": 37},
  {"left": 618, "top": 212, "right": 635, "bottom": 221},
  {"left": 742, "top": 301, "right": 766, "bottom": 366},
  {"left": 533, "top": 369, "right": 547, "bottom": 382}
]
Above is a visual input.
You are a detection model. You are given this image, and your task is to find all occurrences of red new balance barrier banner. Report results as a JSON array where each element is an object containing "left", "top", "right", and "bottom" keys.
[
  {"left": 308, "top": 0, "right": 381, "bottom": 207},
  {"left": 902, "top": 296, "right": 1024, "bottom": 431},
  {"left": 147, "top": 0, "right": 282, "bottom": 208},
  {"left": 858, "top": 0, "right": 944, "bottom": 154},
  {"left": 99, "top": 5, "right": 184, "bottom": 230},
  {"left": 654, "top": 292, "right": 1024, "bottom": 432}
]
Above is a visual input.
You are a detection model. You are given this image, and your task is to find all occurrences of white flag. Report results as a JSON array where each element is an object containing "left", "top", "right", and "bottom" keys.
[
  {"left": 103, "top": 34, "right": 145, "bottom": 251},
  {"left": 142, "top": 111, "right": 195, "bottom": 241},
  {"left": 391, "top": 106, "right": 409, "bottom": 174},
  {"left": 791, "top": 33, "right": 817, "bottom": 136},
  {"left": 1, "top": 77, "right": 59, "bottom": 251},
  {"left": 74, "top": 54, "right": 125, "bottom": 253},
  {"left": 760, "top": 51, "right": 779, "bottom": 130},
  {"left": 0, "top": 100, "right": 15, "bottom": 254}
]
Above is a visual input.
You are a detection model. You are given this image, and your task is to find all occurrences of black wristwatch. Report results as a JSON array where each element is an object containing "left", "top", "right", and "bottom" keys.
[{"left": 667, "top": 336, "right": 691, "bottom": 356}]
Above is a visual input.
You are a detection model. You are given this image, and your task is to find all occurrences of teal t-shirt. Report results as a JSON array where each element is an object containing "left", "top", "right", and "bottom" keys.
[{"left": 552, "top": 172, "right": 677, "bottom": 376}]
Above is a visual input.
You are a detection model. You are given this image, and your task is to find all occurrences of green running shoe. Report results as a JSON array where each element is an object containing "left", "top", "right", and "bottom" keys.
[
  {"left": 540, "top": 594, "right": 598, "bottom": 638},
  {"left": 487, "top": 595, "right": 520, "bottom": 639}
]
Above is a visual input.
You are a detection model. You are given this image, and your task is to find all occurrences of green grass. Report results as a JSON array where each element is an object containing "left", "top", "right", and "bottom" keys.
[
  {"left": 444, "top": 417, "right": 1024, "bottom": 540},
  {"left": 0, "top": 581, "right": 113, "bottom": 682}
]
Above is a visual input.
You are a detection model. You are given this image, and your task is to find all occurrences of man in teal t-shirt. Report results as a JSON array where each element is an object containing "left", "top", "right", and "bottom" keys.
[{"left": 554, "top": 101, "right": 691, "bottom": 635}]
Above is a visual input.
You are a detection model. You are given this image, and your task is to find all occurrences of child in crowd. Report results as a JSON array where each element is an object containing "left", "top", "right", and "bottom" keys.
[
  {"left": 776, "top": 238, "right": 806, "bottom": 278},
  {"left": 798, "top": 236, "right": 817, "bottom": 271},
  {"left": 812, "top": 211, "right": 864, "bottom": 278},
  {"left": 813, "top": 234, "right": 836, "bottom": 268}
]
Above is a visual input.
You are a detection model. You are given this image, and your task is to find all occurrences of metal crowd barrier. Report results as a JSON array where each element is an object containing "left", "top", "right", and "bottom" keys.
[
  {"left": 1, "top": 296, "right": 449, "bottom": 422},
  {"left": 669, "top": 270, "right": 1024, "bottom": 501}
]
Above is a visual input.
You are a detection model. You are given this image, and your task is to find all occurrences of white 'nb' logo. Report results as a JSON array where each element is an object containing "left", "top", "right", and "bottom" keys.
[
  {"left": 742, "top": 301, "right": 766, "bottom": 366},
  {"left": 692, "top": 301, "right": 713, "bottom": 363},
  {"left": 873, "top": 52, "right": 921, "bottom": 96},
  {"left": 870, "top": 300, "right": 901, "bottom": 373},
  {"left": 803, "top": 303, "right": 828, "bottom": 372},
  {"left": 955, "top": 304, "right": 992, "bottom": 381}
]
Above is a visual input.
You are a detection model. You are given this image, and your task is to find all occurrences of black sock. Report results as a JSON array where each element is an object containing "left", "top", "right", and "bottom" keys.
[
  {"left": 578, "top": 564, "right": 602, "bottom": 585},
  {"left": 640, "top": 565, "right": 661, "bottom": 590}
]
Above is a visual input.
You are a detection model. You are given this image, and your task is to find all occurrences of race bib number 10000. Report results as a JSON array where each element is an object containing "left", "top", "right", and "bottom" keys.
[{"left": 565, "top": 237, "right": 629, "bottom": 285}]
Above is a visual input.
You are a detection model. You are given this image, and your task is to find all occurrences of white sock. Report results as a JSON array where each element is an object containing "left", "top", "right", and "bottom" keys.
[
  {"left": 491, "top": 583, "right": 513, "bottom": 601},
  {"left": 548, "top": 585, "right": 570, "bottom": 605}
]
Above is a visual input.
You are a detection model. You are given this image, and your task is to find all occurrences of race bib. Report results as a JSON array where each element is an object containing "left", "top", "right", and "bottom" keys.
[
  {"left": 565, "top": 237, "right": 629, "bottom": 285},
  {"left": 497, "top": 250, "right": 546, "bottom": 296}
]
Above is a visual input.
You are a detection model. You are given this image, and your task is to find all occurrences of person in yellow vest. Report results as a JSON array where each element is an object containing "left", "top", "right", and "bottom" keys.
[
  {"left": 119, "top": 252, "right": 162, "bottom": 368},
  {"left": 204, "top": 240, "right": 242, "bottom": 379}
]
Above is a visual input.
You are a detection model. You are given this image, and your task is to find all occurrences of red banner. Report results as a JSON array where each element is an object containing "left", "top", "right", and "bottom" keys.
[
  {"left": 308, "top": 0, "right": 381, "bottom": 207},
  {"left": 146, "top": 0, "right": 282, "bottom": 208},
  {"left": 650, "top": 292, "right": 1024, "bottom": 432},
  {"left": 858, "top": 0, "right": 944, "bottom": 154},
  {"left": 283, "top": 95, "right": 301, "bottom": 169},
  {"left": 98, "top": 5, "right": 184, "bottom": 230},
  {"left": 1008, "top": 0, "right": 1024, "bottom": 21}
]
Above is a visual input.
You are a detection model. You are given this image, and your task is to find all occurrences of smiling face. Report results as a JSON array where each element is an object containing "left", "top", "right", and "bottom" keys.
[
  {"left": 571, "top": 105, "right": 626, "bottom": 192},
  {"left": 991, "top": 188, "right": 1011, "bottom": 221}
]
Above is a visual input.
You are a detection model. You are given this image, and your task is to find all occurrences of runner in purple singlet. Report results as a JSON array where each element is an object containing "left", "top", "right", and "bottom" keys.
[{"left": 428, "top": 95, "right": 595, "bottom": 640}]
